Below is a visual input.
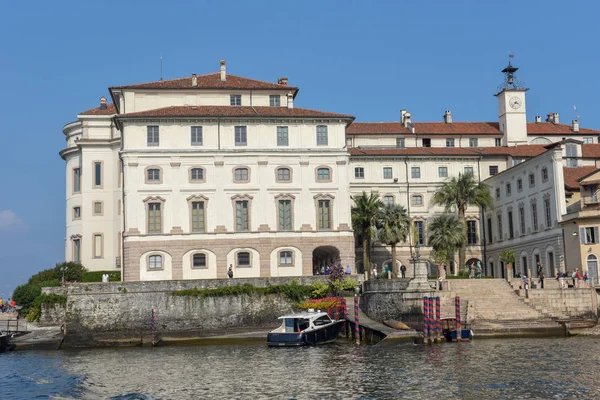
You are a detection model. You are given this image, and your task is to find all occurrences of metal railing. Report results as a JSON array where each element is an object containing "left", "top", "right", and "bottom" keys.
[{"left": 0, "top": 319, "right": 28, "bottom": 334}]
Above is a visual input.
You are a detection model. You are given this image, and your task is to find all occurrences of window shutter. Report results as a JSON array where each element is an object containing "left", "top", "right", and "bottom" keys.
[
  {"left": 581, "top": 228, "right": 586, "bottom": 244},
  {"left": 595, "top": 227, "right": 599, "bottom": 244}
]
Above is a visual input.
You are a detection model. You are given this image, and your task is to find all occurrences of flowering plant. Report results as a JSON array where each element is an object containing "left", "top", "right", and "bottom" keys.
[{"left": 297, "top": 296, "right": 341, "bottom": 310}]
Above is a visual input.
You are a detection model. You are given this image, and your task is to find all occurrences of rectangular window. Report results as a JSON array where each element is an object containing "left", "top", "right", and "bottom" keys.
[
  {"left": 566, "top": 158, "right": 578, "bottom": 168},
  {"left": 237, "top": 252, "right": 251, "bottom": 266},
  {"left": 235, "top": 201, "right": 249, "bottom": 231},
  {"left": 277, "top": 168, "right": 291, "bottom": 182},
  {"left": 508, "top": 211, "right": 514, "bottom": 239},
  {"left": 396, "top": 138, "right": 405, "bottom": 148},
  {"left": 531, "top": 203, "right": 538, "bottom": 232},
  {"left": 93, "top": 234, "right": 103, "bottom": 258},
  {"left": 318, "top": 200, "right": 331, "bottom": 230},
  {"left": 317, "top": 168, "right": 330, "bottom": 181},
  {"left": 529, "top": 173, "right": 535, "bottom": 187},
  {"left": 230, "top": 94, "right": 241, "bottom": 106},
  {"left": 411, "top": 167, "right": 421, "bottom": 179},
  {"left": 280, "top": 251, "right": 293, "bottom": 265},
  {"left": 438, "top": 166, "right": 448, "bottom": 178},
  {"left": 193, "top": 254, "right": 206, "bottom": 268},
  {"left": 191, "top": 126, "right": 203, "bottom": 146},
  {"left": 278, "top": 200, "right": 292, "bottom": 231},
  {"left": 235, "top": 126, "right": 247, "bottom": 146},
  {"left": 355, "top": 167, "right": 364, "bottom": 179},
  {"left": 469, "top": 138, "right": 478, "bottom": 147},
  {"left": 566, "top": 144, "right": 577, "bottom": 168},
  {"left": 414, "top": 221, "right": 424, "bottom": 245},
  {"left": 489, "top": 166, "right": 499, "bottom": 176},
  {"left": 93, "top": 162, "right": 102, "bottom": 187},
  {"left": 73, "top": 239, "right": 81, "bottom": 263},
  {"left": 506, "top": 183, "right": 511, "bottom": 196},
  {"left": 513, "top": 158, "right": 524, "bottom": 166},
  {"left": 517, "top": 178, "right": 523, "bottom": 191},
  {"left": 422, "top": 138, "right": 431, "bottom": 147},
  {"left": 191, "top": 201, "right": 205, "bottom": 232},
  {"left": 495, "top": 138, "right": 502, "bottom": 146},
  {"left": 383, "top": 196, "right": 394, "bottom": 207},
  {"left": 467, "top": 220, "right": 477, "bottom": 244},
  {"left": 496, "top": 188, "right": 500, "bottom": 199},
  {"left": 93, "top": 201, "right": 102, "bottom": 215},
  {"left": 412, "top": 195, "right": 423, "bottom": 206},
  {"left": 544, "top": 198, "right": 552, "bottom": 228},
  {"left": 73, "top": 206, "right": 81, "bottom": 220},
  {"left": 73, "top": 168, "right": 81, "bottom": 193},
  {"left": 583, "top": 227, "right": 599, "bottom": 244},
  {"left": 583, "top": 137, "right": 594, "bottom": 144},
  {"left": 487, "top": 218, "right": 493, "bottom": 244},
  {"left": 269, "top": 95, "right": 281, "bottom": 107},
  {"left": 446, "top": 138, "right": 455, "bottom": 148},
  {"left": 542, "top": 168, "right": 548, "bottom": 182},
  {"left": 519, "top": 207, "right": 525, "bottom": 235},
  {"left": 148, "top": 203, "right": 161, "bottom": 234},
  {"left": 497, "top": 214, "right": 503, "bottom": 240},
  {"left": 235, "top": 168, "right": 249, "bottom": 182},
  {"left": 464, "top": 166, "right": 474, "bottom": 175},
  {"left": 147, "top": 126, "right": 159, "bottom": 146},
  {"left": 316, "top": 126, "right": 328, "bottom": 146},
  {"left": 383, "top": 167, "right": 393, "bottom": 179},
  {"left": 277, "top": 126, "right": 289, "bottom": 146}
]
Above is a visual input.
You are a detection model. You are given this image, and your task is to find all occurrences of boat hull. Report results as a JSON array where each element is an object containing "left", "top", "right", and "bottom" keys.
[{"left": 267, "top": 320, "right": 344, "bottom": 347}]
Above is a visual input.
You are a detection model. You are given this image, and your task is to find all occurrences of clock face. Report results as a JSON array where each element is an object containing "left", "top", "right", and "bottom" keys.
[{"left": 509, "top": 96, "right": 522, "bottom": 109}]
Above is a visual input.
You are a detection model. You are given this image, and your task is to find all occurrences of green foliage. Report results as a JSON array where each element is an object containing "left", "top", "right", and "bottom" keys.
[
  {"left": 311, "top": 281, "right": 330, "bottom": 298},
  {"left": 376, "top": 204, "right": 410, "bottom": 247},
  {"left": 499, "top": 249, "right": 516, "bottom": 264},
  {"left": 427, "top": 213, "right": 465, "bottom": 269},
  {"left": 13, "top": 283, "right": 42, "bottom": 314},
  {"left": 82, "top": 271, "right": 121, "bottom": 282},
  {"left": 352, "top": 191, "right": 384, "bottom": 279},
  {"left": 340, "top": 278, "right": 358, "bottom": 291},
  {"left": 25, "top": 293, "right": 67, "bottom": 322},
  {"left": 172, "top": 282, "right": 315, "bottom": 303}
]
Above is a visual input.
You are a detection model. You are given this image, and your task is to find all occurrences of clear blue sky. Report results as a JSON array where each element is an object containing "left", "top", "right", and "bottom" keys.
[{"left": 1, "top": 0, "right": 599, "bottom": 295}]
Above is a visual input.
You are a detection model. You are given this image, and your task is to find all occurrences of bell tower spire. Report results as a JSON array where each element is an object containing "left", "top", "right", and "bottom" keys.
[{"left": 495, "top": 55, "right": 529, "bottom": 146}]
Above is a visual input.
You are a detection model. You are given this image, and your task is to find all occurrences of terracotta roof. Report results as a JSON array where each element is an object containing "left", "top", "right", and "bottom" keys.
[
  {"left": 116, "top": 106, "right": 354, "bottom": 120},
  {"left": 526, "top": 122, "right": 600, "bottom": 135},
  {"left": 563, "top": 166, "right": 598, "bottom": 190},
  {"left": 582, "top": 144, "right": 600, "bottom": 158},
  {"left": 79, "top": 103, "right": 116, "bottom": 115},
  {"left": 111, "top": 73, "right": 298, "bottom": 92},
  {"left": 348, "top": 145, "right": 548, "bottom": 158},
  {"left": 347, "top": 121, "right": 600, "bottom": 136}
]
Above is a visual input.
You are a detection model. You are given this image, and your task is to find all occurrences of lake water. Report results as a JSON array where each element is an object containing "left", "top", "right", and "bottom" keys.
[{"left": 1, "top": 337, "right": 599, "bottom": 399}]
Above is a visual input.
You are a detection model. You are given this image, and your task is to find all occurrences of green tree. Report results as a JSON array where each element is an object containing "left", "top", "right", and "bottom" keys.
[
  {"left": 376, "top": 204, "right": 411, "bottom": 277},
  {"left": 431, "top": 172, "right": 492, "bottom": 271},
  {"left": 351, "top": 191, "right": 383, "bottom": 280},
  {"left": 427, "top": 213, "right": 465, "bottom": 274}
]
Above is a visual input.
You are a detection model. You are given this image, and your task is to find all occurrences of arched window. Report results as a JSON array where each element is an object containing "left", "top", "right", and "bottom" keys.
[
  {"left": 149, "top": 254, "right": 163, "bottom": 269},
  {"left": 316, "top": 166, "right": 332, "bottom": 182},
  {"left": 530, "top": 137, "right": 551, "bottom": 144},
  {"left": 192, "top": 253, "right": 207, "bottom": 268},
  {"left": 411, "top": 195, "right": 423, "bottom": 206},
  {"left": 587, "top": 254, "right": 598, "bottom": 285}
]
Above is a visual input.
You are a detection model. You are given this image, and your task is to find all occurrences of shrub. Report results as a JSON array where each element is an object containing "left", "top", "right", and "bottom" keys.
[
  {"left": 12, "top": 283, "right": 42, "bottom": 314},
  {"left": 311, "top": 281, "right": 331, "bottom": 298},
  {"left": 82, "top": 271, "right": 121, "bottom": 282},
  {"left": 25, "top": 293, "right": 67, "bottom": 322}
]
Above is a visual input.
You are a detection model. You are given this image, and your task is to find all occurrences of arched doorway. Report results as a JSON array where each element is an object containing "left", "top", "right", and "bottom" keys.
[
  {"left": 587, "top": 254, "right": 598, "bottom": 286},
  {"left": 313, "top": 246, "right": 340, "bottom": 274},
  {"left": 466, "top": 258, "right": 482, "bottom": 277}
]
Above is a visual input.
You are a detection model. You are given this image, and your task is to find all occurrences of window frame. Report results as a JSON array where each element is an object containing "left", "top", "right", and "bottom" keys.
[
  {"left": 93, "top": 201, "right": 103, "bottom": 216},
  {"left": 233, "top": 167, "right": 250, "bottom": 183},
  {"left": 234, "top": 126, "right": 247, "bottom": 146},
  {"left": 147, "top": 126, "right": 159, "bottom": 147},
  {"left": 414, "top": 220, "right": 425, "bottom": 245},
  {"left": 396, "top": 138, "right": 405, "bottom": 148},
  {"left": 191, "top": 126, "right": 203, "bottom": 146},
  {"left": 314, "top": 194, "right": 334, "bottom": 231},
  {"left": 277, "top": 126, "right": 289, "bottom": 146},
  {"left": 190, "top": 200, "right": 206, "bottom": 233},
  {"left": 145, "top": 167, "right": 162, "bottom": 184},
  {"left": 383, "top": 167, "right": 393, "bottom": 179},
  {"left": 469, "top": 138, "right": 478, "bottom": 147},
  {"left": 144, "top": 197, "right": 165, "bottom": 235},
  {"left": 383, "top": 195, "right": 394, "bottom": 207},
  {"left": 73, "top": 206, "right": 81, "bottom": 220},
  {"left": 489, "top": 165, "right": 499, "bottom": 176},
  {"left": 269, "top": 95, "right": 281, "bottom": 107},
  {"left": 192, "top": 253, "right": 207, "bottom": 269},
  {"left": 92, "top": 233, "right": 104, "bottom": 259},
  {"left": 279, "top": 250, "right": 294, "bottom": 267},
  {"left": 412, "top": 195, "right": 423, "bottom": 206},
  {"left": 508, "top": 211, "right": 514, "bottom": 239},
  {"left": 72, "top": 167, "right": 81, "bottom": 193},
  {"left": 519, "top": 206, "right": 526, "bottom": 235},
  {"left": 93, "top": 161, "right": 103, "bottom": 189},
  {"left": 354, "top": 167, "right": 365, "bottom": 179},
  {"left": 517, "top": 178, "right": 523, "bottom": 192},
  {"left": 506, "top": 183, "right": 511, "bottom": 196},
  {"left": 189, "top": 167, "right": 206, "bottom": 183},
  {"left": 230, "top": 94, "right": 242, "bottom": 106},
  {"left": 495, "top": 138, "right": 502, "bottom": 147},
  {"left": 72, "top": 236, "right": 81, "bottom": 263},
  {"left": 315, "top": 166, "right": 332, "bottom": 182},
  {"left": 316, "top": 125, "right": 328, "bottom": 146},
  {"left": 411, "top": 166, "right": 421, "bottom": 179},
  {"left": 544, "top": 198, "right": 552, "bottom": 228},
  {"left": 464, "top": 166, "right": 474, "bottom": 176},
  {"left": 276, "top": 167, "right": 292, "bottom": 183},
  {"left": 531, "top": 202, "right": 539, "bottom": 232},
  {"left": 236, "top": 251, "right": 252, "bottom": 267},
  {"left": 148, "top": 254, "right": 163, "bottom": 270},
  {"left": 542, "top": 167, "right": 548, "bottom": 182},
  {"left": 497, "top": 214, "right": 503, "bottom": 240},
  {"left": 467, "top": 220, "right": 477, "bottom": 244},
  {"left": 529, "top": 173, "right": 535, "bottom": 187},
  {"left": 438, "top": 166, "right": 448, "bottom": 178},
  {"left": 445, "top": 138, "right": 455, "bottom": 148}
]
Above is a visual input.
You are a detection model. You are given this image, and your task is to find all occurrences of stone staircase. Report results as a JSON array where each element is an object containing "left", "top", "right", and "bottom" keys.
[{"left": 442, "top": 279, "right": 564, "bottom": 336}]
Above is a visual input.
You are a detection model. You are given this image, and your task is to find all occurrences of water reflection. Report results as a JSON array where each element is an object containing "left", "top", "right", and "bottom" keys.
[{"left": 1, "top": 337, "right": 600, "bottom": 399}]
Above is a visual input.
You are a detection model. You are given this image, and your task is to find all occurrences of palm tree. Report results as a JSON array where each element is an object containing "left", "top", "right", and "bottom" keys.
[
  {"left": 351, "top": 192, "right": 383, "bottom": 280},
  {"left": 431, "top": 172, "right": 492, "bottom": 272},
  {"left": 376, "top": 204, "right": 411, "bottom": 277},
  {"left": 427, "top": 213, "right": 465, "bottom": 274}
]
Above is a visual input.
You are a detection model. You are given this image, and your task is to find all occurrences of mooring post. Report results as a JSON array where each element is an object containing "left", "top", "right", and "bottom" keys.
[
  {"left": 455, "top": 296, "right": 461, "bottom": 342},
  {"left": 435, "top": 296, "right": 441, "bottom": 343},
  {"left": 341, "top": 298, "right": 348, "bottom": 337},
  {"left": 354, "top": 297, "right": 360, "bottom": 345},
  {"left": 151, "top": 308, "right": 156, "bottom": 347},
  {"left": 428, "top": 297, "right": 435, "bottom": 344},
  {"left": 423, "top": 297, "right": 429, "bottom": 345}
]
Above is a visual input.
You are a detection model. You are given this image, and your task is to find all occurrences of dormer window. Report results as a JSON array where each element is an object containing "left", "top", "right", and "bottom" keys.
[
  {"left": 269, "top": 95, "right": 281, "bottom": 107},
  {"left": 422, "top": 138, "right": 431, "bottom": 147},
  {"left": 446, "top": 138, "right": 455, "bottom": 148},
  {"left": 230, "top": 95, "right": 242, "bottom": 106}
]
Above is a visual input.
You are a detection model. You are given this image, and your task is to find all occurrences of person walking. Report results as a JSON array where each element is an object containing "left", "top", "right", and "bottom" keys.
[
  {"left": 400, "top": 264, "right": 407, "bottom": 279},
  {"left": 522, "top": 275, "right": 529, "bottom": 290},
  {"left": 583, "top": 271, "right": 589, "bottom": 287}
]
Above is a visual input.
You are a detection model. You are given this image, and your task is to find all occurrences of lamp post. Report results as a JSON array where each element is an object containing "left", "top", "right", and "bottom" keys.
[
  {"left": 412, "top": 243, "right": 421, "bottom": 279},
  {"left": 61, "top": 265, "right": 67, "bottom": 285}
]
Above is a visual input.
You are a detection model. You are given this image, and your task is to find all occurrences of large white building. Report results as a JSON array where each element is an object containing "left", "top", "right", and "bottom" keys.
[{"left": 60, "top": 60, "right": 600, "bottom": 281}]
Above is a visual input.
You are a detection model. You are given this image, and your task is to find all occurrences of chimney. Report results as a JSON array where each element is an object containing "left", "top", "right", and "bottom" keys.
[
  {"left": 572, "top": 119, "right": 579, "bottom": 132},
  {"left": 400, "top": 109, "right": 407, "bottom": 124},
  {"left": 403, "top": 112, "right": 412, "bottom": 128},
  {"left": 278, "top": 77, "right": 288, "bottom": 85},
  {"left": 191, "top": 73, "right": 197, "bottom": 87},
  {"left": 546, "top": 112, "right": 559, "bottom": 124},
  {"left": 553, "top": 112, "right": 559, "bottom": 124},
  {"left": 99, "top": 96, "right": 107, "bottom": 110},
  {"left": 220, "top": 60, "right": 226, "bottom": 82},
  {"left": 443, "top": 110, "right": 452, "bottom": 124},
  {"left": 535, "top": 115, "right": 541, "bottom": 123},
  {"left": 287, "top": 92, "right": 294, "bottom": 109}
]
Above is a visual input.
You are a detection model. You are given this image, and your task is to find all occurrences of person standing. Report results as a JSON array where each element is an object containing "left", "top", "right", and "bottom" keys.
[
  {"left": 469, "top": 262, "right": 475, "bottom": 279},
  {"left": 536, "top": 262, "right": 542, "bottom": 278},
  {"left": 576, "top": 269, "right": 582, "bottom": 288},
  {"left": 539, "top": 273, "right": 545, "bottom": 289},
  {"left": 372, "top": 265, "right": 379, "bottom": 280},
  {"left": 227, "top": 264, "right": 234, "bottom": 279},
  {"left": 400, "top": 264, "right": 407, "bottom": 279},
  {"left": 523, "top": 275, "right": 529, "bottom": 290}
]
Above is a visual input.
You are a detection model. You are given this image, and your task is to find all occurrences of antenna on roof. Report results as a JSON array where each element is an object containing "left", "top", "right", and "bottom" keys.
[{"left": 160, "top": 53, "right": 163, "bottom": 81}]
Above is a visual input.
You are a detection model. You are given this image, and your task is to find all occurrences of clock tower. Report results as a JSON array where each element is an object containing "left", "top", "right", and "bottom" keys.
[{"left": 495, "top": 60, "right": 528, "bottom": 146}]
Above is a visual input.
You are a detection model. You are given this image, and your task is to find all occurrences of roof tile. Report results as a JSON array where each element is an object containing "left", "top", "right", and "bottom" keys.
[
  {"left": 563, "top": 166, "right": 598, "bottom": 190},
  {"left": 79, "top": 103, "right": 116, "bottom": 115}
]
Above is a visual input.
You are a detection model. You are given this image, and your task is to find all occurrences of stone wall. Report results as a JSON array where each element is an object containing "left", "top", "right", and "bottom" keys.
[
  {"left": 518, "top": 288, "right": 598, "bottom": 321},
  {"left": 40, "top": 276, "right": 348, "bottom": 347}
]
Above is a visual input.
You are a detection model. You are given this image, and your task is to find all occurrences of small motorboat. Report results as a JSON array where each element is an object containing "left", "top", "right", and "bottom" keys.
[
  {"left": 441, "top": 317, "right": 473, "bottom": 342},
  {"left": 267, "top": 309, "right": 344, "bottom": 347}
]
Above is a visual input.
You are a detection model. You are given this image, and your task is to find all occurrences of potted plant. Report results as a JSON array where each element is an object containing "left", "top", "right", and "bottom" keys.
[{"left": 499, "top": 249, "right": 516, "bottom": 280}]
